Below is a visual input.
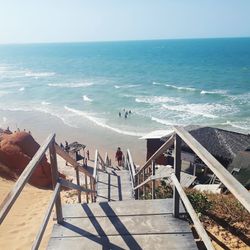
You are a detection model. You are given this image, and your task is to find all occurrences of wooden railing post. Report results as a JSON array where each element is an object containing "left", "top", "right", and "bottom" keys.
[
  {"left": 85, "top": 175, "right": 89, "bottom": 203},
  {"left": 75, "top": 165, "right": 81, "bottom": 203},
  {"left": 49, "top": 140, "right": 63, "bottom": 224},
  {"left": 143, "top": 169, "right": 146, "bottom": 199},
  {"left": 152, "top": 160, "right": 156, "bottom": 199},
  {"left": 173, "top": 134, "right": 181, "bottom": 218}
]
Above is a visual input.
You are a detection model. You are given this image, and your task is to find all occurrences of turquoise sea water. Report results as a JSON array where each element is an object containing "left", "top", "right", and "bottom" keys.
[{"left": 0, "top": 38, "right": 249, "bottom": 137}]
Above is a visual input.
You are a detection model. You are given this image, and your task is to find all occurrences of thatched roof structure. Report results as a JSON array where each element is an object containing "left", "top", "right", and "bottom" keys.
[
  {"left": 181, "top": 126, "right": 250, "bottom": 167},
  {"left": 68, "top": 142, "right": 86, "bottom": 153},
  {"left": 227, "top": 150, "right": 250, "bottom": 188}
]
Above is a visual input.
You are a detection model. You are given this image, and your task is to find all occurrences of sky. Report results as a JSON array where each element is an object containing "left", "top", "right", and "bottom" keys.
[{"left": 0, "top": 0, "right": 250, "bottom": 44}]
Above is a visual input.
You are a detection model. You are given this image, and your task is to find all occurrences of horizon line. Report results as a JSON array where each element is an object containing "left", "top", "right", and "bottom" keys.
[{"left": 0, "top": 35, "right": 250, "bottom": 46}]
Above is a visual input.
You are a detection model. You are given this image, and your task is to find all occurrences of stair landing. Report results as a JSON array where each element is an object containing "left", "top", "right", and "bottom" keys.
[{"left": 47, "top": 199, "right": 197, "bottom": 250}]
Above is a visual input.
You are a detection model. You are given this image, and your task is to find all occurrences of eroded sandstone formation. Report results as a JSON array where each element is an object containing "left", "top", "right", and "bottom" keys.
[{"left": 0, "top": 131, "right": 65, "bottom": 188}]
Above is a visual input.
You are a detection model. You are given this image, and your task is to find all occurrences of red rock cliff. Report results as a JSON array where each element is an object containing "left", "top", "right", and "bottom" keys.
[{"left": 0, "top": 131, "right": 65, "bottom": 188}]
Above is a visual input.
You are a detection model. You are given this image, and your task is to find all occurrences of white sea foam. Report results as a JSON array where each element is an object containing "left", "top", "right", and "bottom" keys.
[
  {"left": 161, "top": 103, "right": 230, "bottom": 119},
  {"left": 114, "top": 84, "right": 140, "bottom": 89},
  {"left": 19, "top": 87, "right": 25, "bottom": 91},
  {"left": 83, "top": 95, "right": 93, "bottom": 102},
  {"left": 25, "top": 71, "right": 55, "bottom": 77},
  {"left": 48, "top": 82, "right": 93, "bottom": 88},
  {"left": 2, "top": 117, "right": 7, "bottom": 123},
  {"left": 151, "top": 117, "right": 176, "bottom": 126},
  {"left": 200, "top": 90, "right": 227, "bottom": 95},
  {"left": 41, "top": 101, "right": 51, "bottom": 105},
  {"left": 165, "top": 84, "right": 197, "bottom": 92},
  {"left": 152, "top": 82, "right": 161, "bottom": 85},
  {"left": 65, "top": 106, "right": 145, "bottom": 137},
  {"left": 225, "top": 121, "right": 249, "bottom": 130},
  {"left": 135, "top": 96, "right": 179, "bottom": 104}
]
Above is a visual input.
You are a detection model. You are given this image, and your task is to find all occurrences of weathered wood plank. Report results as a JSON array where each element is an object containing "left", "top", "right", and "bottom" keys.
[
  {"left": 32, "top": 183, "right": 61, "bottom": 250},
  {"left": 59, "top": 178, "right": 96, "bottom": 194},
  {"left": 0, "top": 133, "right": 55, "bottom": 224},
  {"left": 50, "top": 214, "right": 192, "bottom": 238},
  {"left": 171, "top": 174, "right": 214, "bottom": 250},
  {"left": 173, "top": 126, "right": 250, "bottom": 212},
  {"left": 48, "top": 233, "right": 197, "bottom": 250},
  {"left": 173, "top": 135, "right": 181, "bottom": 218},
  {"left": 61, "top": 199, "right": 186, "bottom": 218},
  {"left": 49, "top": 140, "right": 63, "bottom": 224}
]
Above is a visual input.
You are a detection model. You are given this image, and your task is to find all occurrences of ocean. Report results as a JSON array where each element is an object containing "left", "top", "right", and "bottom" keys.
[{"left": 0, "top": 38, "right": 250, "bottom": 138}]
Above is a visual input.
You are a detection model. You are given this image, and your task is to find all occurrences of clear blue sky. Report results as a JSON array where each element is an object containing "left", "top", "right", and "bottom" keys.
[{"left": 0, "top": 0, "right": 250, "bottom": 44}]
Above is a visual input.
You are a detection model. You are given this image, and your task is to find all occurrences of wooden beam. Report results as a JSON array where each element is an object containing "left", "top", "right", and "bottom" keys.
[
  {"left": 59, "top": 178, "right": 96, "bottom": 194},
  {"left": 136, "top": 134, "right": 175, "bottom": 177},
  {"left": 75, "top": 165, "right": 81, "bottom": 203},
  {"left": 93, "top": 150, "right": 98, "bottom": 179},
  {"left": 173, "top": 126, "right": 250, "bottom": 212},
  {"left": 171, "top": 174, "right": 215, "bottom": 250},
  {"left": 173, "top": 135, "right": 181, "bottom": 218},
  {"left": 0, "top": 134, "right": 55, "bottom": 224},
  {"left": 54, "top": 143, "right": 93, "bottom": 179},
  {"left": 85, "top": 175, "right": 89, "bottom": 203},
  {"left": 49, "top": 141, "right": 63, "bottom": 224},
  {"left": 152, "top": 160, "right": 156, "bottom": 199},
  {"left": 127, "top": 149, "right": 136, "bottom": 177},
  {"left": 32, "top": 183, "right": 61, "bottom": 250},
  {"left": 97, "top": 152, "right": 105, "bottom": 170}
]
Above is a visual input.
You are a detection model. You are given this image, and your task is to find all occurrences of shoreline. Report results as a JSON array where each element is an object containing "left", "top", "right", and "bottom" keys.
[{"left": 0, "top": 109, "right": 147, "bottom": 166}]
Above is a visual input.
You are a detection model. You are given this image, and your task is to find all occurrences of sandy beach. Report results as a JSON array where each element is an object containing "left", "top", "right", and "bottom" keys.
[
  {"left": 0, "top": 155, "right": 90, "bottom": 250},
  {"left": 0, "top": 109, "right": 146, "bottom": 166}
]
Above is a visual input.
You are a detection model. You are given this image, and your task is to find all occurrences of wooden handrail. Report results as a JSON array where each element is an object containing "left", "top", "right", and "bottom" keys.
[
  {"left": 127, "top": 149, "right": 136, "bottom": 178},
  {"left": 54, "top": 143, "right": 94, "bottom": 179},
  {"left": 171, "top": 174, "right": 215, "bottom": 250},
  {"left": 93, "top": 150, "right": 98, "bottom": 180},
  {"left": 0, "top": 134, "right": 55, "bottom": 224},
  {"left": 173, "top": 126, "right": 250, "bottom": 212},
  {"left": 59, "top": 178, "right": 96, "bottom": 193},
  {"left": 32, "top": 183, "right": 61, "bottom": 250},
  {"left": 135, "top": 134, "right": 175, "bottom": 177},
  {"left": 97, "top": 152, "right": 105, "bottom": 169}
]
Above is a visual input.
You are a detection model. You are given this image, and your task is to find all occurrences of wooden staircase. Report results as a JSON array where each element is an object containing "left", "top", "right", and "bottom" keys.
[
  {"left": 1, "top": 126, "right": 249, "bottom": 250},
  {"left": 47, "top": 199, "right": 197, "bottom": 250}
]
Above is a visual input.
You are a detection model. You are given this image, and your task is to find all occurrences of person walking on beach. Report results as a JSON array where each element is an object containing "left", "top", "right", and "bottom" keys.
[
  {"left": 119, "top": 112, "right": 121, "bottom": 117},
  {"left": 115, "top": 147, "right": 123, "bottom": 167},
  {"left": 86, "top": 149, "right": 90, "bottom": 160}
]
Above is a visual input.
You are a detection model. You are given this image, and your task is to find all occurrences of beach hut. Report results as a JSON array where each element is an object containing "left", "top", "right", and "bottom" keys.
[
  {"left": 140, "top": 130, "right": 171, "bottom": 165},
  {"left": 181, "top": 126, "right": 250, "bottom": 167},
  {"left": 141, "top": 126, "right": 250, "bottom": 180}
]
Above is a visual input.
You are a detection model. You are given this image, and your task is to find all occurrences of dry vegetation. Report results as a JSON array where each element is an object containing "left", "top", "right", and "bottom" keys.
[{"left": 186, "top": 189, "right": 250, "bottom": 249}]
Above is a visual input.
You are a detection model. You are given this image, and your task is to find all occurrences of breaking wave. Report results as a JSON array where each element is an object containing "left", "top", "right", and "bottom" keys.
[
  {"left": 41, "top": 101, "right": 51, "bottom": 105},
  {"left": 200, "top": 90, "right": 227, "bottom": 95},
  {"left": 161, "top": 103, "right": 230, "bottom": 119},
  {"left": 224, "top": 120, "right": 250, "bottom": 130},
  {"left": 25, "top": 71, "right": 56, "bottom": 77},
  {"left": 151, "top": 117, "right": 176, "bottom": 126},
  {"left": 64, "top": 106, "right": 145, "bottom": 137},
  {"left": 114, "top": 84, "right": 140, "bottom": 89},
  {"left": 19, "top": 87, "right": 25, "bottom": 91},
  {"left": 165, "top": 84, "right": 197, "bottom": 92},
  {"left": 48, "top": 82, "right": 93, "bottom": 88},
  {"left": 83, "top": 95, "right": 93, "bottom": 102},
  {"left": 135, "top": 96, "right": 179, "bottom": 104}
]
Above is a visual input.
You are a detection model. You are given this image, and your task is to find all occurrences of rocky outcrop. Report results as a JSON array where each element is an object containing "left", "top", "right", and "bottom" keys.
[{"left": 0, "top": 131, "right": 65, "bottom": 188}]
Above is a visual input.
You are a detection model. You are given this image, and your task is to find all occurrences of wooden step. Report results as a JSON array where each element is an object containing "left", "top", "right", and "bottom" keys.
[
  {"left": 48, "top": 233, "right": 197, "bottom": 250},
  {"left": 61, "top": 199, "right": 186, "bottom": 218}
]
